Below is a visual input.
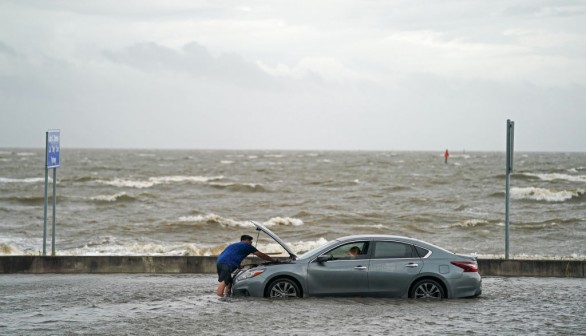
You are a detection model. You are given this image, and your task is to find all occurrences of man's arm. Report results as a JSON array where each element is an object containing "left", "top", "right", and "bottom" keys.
[{"left": 253, "top": 251, "right": 278, "bottom": 262}]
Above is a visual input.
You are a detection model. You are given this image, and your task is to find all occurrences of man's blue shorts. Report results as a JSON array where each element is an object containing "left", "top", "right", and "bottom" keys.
[{"left": 217, "top": 263, "right": 237, "bottom": 285}]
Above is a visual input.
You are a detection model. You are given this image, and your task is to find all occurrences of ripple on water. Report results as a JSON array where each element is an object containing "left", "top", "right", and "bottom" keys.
[{"left": 0, "top": 275, "right": 585, "bottom": 335}]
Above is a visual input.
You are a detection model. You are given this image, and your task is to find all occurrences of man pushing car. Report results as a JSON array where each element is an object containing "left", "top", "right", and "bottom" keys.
[{"left": 216, "top": 234, "right": 278, "bottom": 297}]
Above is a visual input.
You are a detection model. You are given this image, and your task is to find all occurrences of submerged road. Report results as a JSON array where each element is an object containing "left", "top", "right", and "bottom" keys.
[{"left": 1, "top": 275, "right": 584, "bottom": 335}]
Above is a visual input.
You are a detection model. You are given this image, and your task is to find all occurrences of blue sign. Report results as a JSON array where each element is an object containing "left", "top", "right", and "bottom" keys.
[{"left": 46, "top": 130, "right": 61, "bottom": 168}]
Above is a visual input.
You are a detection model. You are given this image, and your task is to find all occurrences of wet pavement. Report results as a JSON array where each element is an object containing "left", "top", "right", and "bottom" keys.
[{"left": 1, "top": 274, "right": 584, "bottom": 335}]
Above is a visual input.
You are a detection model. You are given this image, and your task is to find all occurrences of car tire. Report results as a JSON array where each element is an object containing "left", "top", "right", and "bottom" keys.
[
  {"left": 410, "top": 279, "right": 445, "bottom": 299},
  {"left": 266, "top": 278, "right": 301, "bottom": 298}
]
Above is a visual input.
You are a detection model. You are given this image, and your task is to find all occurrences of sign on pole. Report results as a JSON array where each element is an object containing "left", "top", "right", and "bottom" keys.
[
  {"left": 505, "top": 120, "right": 514, "bottom": 259},
  {"left": 47, "top": 130, "right": 61, "bottom": 168},
  {"left": 43, "top": 130, "right": 60, "bottom": 256}
]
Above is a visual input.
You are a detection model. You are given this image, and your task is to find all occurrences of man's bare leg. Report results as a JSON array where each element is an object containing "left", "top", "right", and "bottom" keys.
[{"left": 217, "top": 281, "right": 227, "bottom": 297}]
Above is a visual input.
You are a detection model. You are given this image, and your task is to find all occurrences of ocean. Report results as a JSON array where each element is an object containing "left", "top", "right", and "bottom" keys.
[{"left": 1, "top": 149, "right": 584, "bottom": 258}]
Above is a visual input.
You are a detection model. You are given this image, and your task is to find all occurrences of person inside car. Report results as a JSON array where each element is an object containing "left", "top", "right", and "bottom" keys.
[{"left": 348, "top": 246, "right": 361, "bottom": 257}]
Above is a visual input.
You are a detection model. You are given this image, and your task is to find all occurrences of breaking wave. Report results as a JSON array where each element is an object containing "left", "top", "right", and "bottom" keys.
[
  {"left": 96, "top": 175, "right": 224, "bottom": 189},
  {"left": 31, "top": 237, "right": 328, "bottom": 257},
  {"left": 0, "top": 177, "right": 47, "bottom": 184},
  {"left": 354, "top": 224, "right": 391, "bottom": 230},
  {"left": 449, "top": 219, "right": 491, "bottom": 228},
  {"left": 90, "top": 192, "right": 137, "bottom": 203},
  {"left": 177, "top": 214, "right": 252, "bottom": 228},
  {"left": 521, "top": 173, "right": 586, "bottom": 183},
  {"left": 0, "top": 242, "right": 23, "bottom": 255},
  {"left": 265, "top": 217, "right": 304, "bottom": 227},
  {"left": 177, "top": 214, "right": 304, "bottom": 228},
  {"left": 511, "top": 187, "right": 585, "bottom": 202},
  {"left": 260, "top": 238, "right": 329, "bottom": 255},
  {"left": 208, "top": 182, "right": 269, "bottom": 192}
]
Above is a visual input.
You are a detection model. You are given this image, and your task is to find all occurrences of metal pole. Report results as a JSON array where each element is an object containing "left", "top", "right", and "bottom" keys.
[
  {"left": 51, "top": 168, "right": 57, "bottom": 256},
  {"left": 43, "top": 167, "right": 49, "bottom": 256},
  {"left": 505, "top": 170, "right": 510, "bottom": 259},
  {"left": 505, "top": 119, "right": 514, "bottom": 260},
  {"left": 43, "top": 132, "right": 49, "bottom": 256}
]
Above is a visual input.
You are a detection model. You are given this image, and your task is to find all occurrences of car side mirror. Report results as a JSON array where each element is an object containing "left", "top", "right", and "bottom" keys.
[{"left": 316, "top": 255, "right": 332, "bottom": 263}]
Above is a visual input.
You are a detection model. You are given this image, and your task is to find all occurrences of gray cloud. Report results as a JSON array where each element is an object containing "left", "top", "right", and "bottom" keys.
[
  {"left": 0, "top": 41, "right": 20, "bottom": 58},
  {"left": 1, "top": 1, "right": 585, "bottom": 151}
]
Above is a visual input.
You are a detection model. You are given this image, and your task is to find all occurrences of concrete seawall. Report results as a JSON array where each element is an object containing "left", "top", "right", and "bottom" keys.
[{"left": 1, "top": 256, "right": 584, "bottom": 277}]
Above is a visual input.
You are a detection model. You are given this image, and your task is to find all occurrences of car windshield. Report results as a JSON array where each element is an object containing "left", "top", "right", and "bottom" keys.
[{"left": 296, "top": 239, "right": 339, "bottom": 260}]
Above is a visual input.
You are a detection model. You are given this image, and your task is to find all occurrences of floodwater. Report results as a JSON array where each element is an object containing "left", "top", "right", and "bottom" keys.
[{"left": 1, "top": 275, "right": 584, "bottom": 335}]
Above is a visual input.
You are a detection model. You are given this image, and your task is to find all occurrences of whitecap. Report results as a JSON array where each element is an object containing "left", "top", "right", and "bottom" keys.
[
  {"left": 452, "top": 219, "right": 489, "bottom": 228},
  {"left": 258, "top": 238, "right": 328, "bottom": 255},
  {"left": 55, "top": 238, "right": 330, "bottom": 257},
  {"left": 177, "top": 214, "right": 253, "bottom": 228},
  {"left": 0, "top": 242, "right": 23, "bottom": 255},
  {"left": 355, "top": 224, "right": 390, "bottom": 230},
  {"left": 98, "top": 178, "right": 155, "bottom": 189},
  {"left": 290, "top": 238, "right": 328, "bottom": 254},
  {"left": 523, "top": 173, "right": 586, "bottom": 183},
  {"left": 511, "top": 187, "right": 584, "bottom": 202},
  {"left": 177, "top": 215, "right": 304, "bottom": 228},
  {"left": 150, "top": 175, "right": 223, "bottom": 184},
  {"left": 0, "top": 177, "right": 47, "bottom": 184},
  {"left": 90, "top": 192, "right": 129, "bottom": 202},
  {"left": 264, "top": 217, "right": 304, "bottom": 227},
  {"left": 97, "top": 175, "right": 224, "bottom": 188}
]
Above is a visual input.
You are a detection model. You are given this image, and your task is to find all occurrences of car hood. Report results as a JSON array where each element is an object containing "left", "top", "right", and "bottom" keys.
[{"left": 251, "top": 221, "right": 297, "bottom": 259}]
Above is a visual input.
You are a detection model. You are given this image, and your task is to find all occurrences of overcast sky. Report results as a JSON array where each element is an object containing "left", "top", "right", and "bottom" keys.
[{"left": 1, "top": 1, "right": 585, "bottom": 151}]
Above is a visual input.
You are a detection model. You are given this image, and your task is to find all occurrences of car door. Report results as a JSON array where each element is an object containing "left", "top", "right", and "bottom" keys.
[
  {"left": 306, "top": 241, "right": 370, "bottom": 296},
  {"left": 368, "top": 240, "right": 423, "bottom": 297}
]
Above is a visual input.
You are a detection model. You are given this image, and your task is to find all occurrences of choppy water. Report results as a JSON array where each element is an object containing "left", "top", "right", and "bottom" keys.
[
  {"left": 0, "top": 275, "right": 584, "bottom": 335},
  {"left": 1, "top": 149, "right": 585, "bottom": 258}
]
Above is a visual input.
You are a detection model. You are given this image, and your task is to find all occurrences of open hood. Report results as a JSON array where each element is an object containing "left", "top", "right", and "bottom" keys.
[{"left": 251, "top": 221, "right": 297, "bottom": 259}]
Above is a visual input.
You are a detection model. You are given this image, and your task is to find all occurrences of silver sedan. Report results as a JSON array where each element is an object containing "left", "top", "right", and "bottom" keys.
[{"left": 232, "top": 222, "right": 482, "bottom": 299}]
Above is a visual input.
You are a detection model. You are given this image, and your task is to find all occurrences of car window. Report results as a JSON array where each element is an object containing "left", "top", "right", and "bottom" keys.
[
  {"left": 415, "top": 245, "right": 431, "bottom": 258},
  {"left": 323, "top": 241, "right": 369, "bottom": 260},
  {"left": 297, "top": 240, "right": 339, "bottom": 260},
  {"left": 373, "top": 241, "right": 417, "bottom": 258}
]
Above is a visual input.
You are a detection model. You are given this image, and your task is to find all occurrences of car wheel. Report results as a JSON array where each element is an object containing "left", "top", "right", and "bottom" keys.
[
  {"left": 266, "top": 278, "right": 301, "bottom": 298},
  {"left": 410, "top": 279, "right": 445, "bottom": 299}
]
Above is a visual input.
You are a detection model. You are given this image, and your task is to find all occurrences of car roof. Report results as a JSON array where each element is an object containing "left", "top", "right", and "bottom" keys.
[
  {"left": 335, "top": 234, "right": 418, "bottom": 242},
  {"left": 334, "top": 235, "right": 453, "bottom": 253}
]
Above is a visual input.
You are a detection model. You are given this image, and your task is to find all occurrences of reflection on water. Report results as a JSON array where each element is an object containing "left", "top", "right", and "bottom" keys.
[{"left": 1, "top": 275, "right": 584, "bottom": 335}]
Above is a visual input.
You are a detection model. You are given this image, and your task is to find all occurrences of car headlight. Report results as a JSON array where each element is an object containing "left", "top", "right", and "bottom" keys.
[{"left": 235, "top": 268, "right": 265, "bottom": 282}]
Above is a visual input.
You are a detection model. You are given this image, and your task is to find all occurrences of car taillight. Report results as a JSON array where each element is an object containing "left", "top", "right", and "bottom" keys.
[{"left": 451, "top": 261, "right": 478, "bottom": 272}]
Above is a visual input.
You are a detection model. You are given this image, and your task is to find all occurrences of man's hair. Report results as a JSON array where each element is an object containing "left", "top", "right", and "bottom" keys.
[{"left": 241, "top": 234, "right": 254, "bottom": 241}]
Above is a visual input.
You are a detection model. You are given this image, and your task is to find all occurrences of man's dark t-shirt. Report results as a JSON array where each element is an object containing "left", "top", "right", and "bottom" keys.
[{"left": 217, "top": 242, "right": 258, "bottom": 268}]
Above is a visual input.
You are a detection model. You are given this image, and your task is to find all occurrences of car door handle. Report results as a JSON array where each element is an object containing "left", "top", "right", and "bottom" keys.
[
  {"left": 354, "top": 266, "right": 368, "bottom": 271},
  {"left": 405, "top": 263, "right": 419, "bottom": 268}
]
